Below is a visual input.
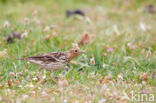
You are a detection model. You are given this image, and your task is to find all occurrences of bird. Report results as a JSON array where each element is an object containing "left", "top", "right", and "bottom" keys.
[
  {"left": 6, "top": 31, "right": 21, "bottom": 44},
  {"left": 17, "top": 44, "right": 85, "bottom": 82},
  {"left": 66, "top": 9, "right": 85, "bottom": 17}
]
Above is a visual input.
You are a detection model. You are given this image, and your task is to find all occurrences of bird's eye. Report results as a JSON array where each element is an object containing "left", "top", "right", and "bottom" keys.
[{"left": 74, "top": 50, "right": 78, "bottom": 53}]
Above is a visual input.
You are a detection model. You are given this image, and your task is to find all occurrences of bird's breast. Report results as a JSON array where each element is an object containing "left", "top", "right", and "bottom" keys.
[{"left": 40, "top": 62, "right": 67, "bottom": 71}]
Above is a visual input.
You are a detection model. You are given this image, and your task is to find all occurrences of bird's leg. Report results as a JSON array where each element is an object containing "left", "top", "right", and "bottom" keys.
[
  {"left": 49, "top": 70, "right": 57, "bottom": 83},
  {"left": 38, "top": 68, "right": 42, "bottom": 75},
  {"left": 37, "top": 68, "right": 42, "bottom": 81}
]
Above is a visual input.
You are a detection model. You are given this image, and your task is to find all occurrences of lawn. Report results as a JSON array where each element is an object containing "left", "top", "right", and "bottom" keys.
[{"left": 0, "top": 0, "right": 156, "bottom": 103}]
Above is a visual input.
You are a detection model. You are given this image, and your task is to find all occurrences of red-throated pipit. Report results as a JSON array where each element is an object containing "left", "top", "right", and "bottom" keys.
[{"left": 18, "top": 44, "right": 85, "bottom": 82}]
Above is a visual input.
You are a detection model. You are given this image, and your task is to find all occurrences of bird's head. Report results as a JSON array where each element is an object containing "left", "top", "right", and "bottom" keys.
[{"left": 67, "top": 44, "right": 85, "bottom": 60}]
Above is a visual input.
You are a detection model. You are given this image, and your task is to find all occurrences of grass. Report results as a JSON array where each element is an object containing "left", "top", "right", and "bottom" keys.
[{"left": 0, "top": 0, "right": 156, "bottom": 102}]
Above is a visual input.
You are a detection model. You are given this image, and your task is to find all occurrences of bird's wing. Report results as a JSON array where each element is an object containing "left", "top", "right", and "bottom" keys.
[
  {"left": 24, "top": 52, "right": 68, "bottom": 65},
  {"left": 44, "top": 52, "right": 68, "bottom": 61},
  {"left": 26, "top": 55, "right": 59, "bottom": 62}
]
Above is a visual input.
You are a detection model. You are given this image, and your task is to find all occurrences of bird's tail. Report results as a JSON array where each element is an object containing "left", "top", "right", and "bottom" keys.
[{"left": 16, "top": 58, "right": 25, "bottom": 60}]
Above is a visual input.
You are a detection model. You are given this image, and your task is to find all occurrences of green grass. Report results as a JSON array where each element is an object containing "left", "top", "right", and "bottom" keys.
[{"left": 0, "top": 0, "right": 156, "bottom": 103}]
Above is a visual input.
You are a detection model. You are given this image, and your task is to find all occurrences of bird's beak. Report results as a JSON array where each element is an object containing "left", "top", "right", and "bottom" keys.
[{"left": 81, "top": 50, "right": 85, "bottom": 54}]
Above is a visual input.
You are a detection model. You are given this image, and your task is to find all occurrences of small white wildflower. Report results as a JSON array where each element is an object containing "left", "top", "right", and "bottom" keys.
[
  {"left": 4, "top": 21, "right": 10, "bottom": 28},
  {"left": 103, "top": 52, "right": 107, "bottom": 56},
  {"left": 22, "top": 94, "right": 29, "bottom": 99},
  {"left": 106, "top": 48, "right": 114, "bottom": 52},
  {"left": 44, "top": 26, "right": 50, "bottom": 32},
  {"left": 16, "top": 98, "right": 21, "bottom": 103},
  {"left": 72, "top": 43, "right": 79, "bottom": 48},
  {"left": 52, "top": 32, "right": 57, "bottom": 36},
  {"left": 73, "top": 100, "right": 79, "bottom": 103},
  {"left": 139, "top": 22, "right": 146, "bottom": 32},
  {"left": 32, "top": 77, "right": 38, "bottom": 81},
  {"left": 85, "top": 16, "right": 91, "bottom": 24},
  {"left": 112, "top": 91, "right": 118, "bottom": 97},
  {"left": 59, "top": 87, "right": 64, "bottom": 91},
  {"left": 127, "top": 42, "right": 131, "bottom": 46},
  {"left": 58, "top": 79, "right": 68, "bottom": 87},
  {"left": 25, "top": 84, "right": 29, "bottom": 87},
  {"left": 50, "top": 98, "right": 55, "bottom": 102},
  {"left": 38, "top": 87, "right": 41, "bottom": 90},
  {"left": 117, "top": 74, "right": 123, "bottom": 80},
  {"left": 105, "top": 73, "right": 112, "bottom": 80},
  {"left": 35, "top": 20, "right": 41, "bottom": 25},
  {"left": 63, "top": 99, "right": 67, "bottom": 103},
  {"left": 30, "top": 91, "right": 35, "bottom": 94},
  {"left": 58, "top": 74, "right": 64, "bottom": 79},
  {"left": 42, "top": 75, "right": 46, "bottom": 79},
  {"left": 41, "top": 91, "right": 47, "bottom": 96},
  {"left": 88, "top": 72, "right": 95, "bottom": 78},
  {"left": 98, "top": 99, "right": 106, "bottom": 103},
  {"left": 29, "top": 82, "right": 34, "bottom": 88},
  {"left": 113, "top": 25, "right": 120, "bottom": 35},
  {"left": 7, "top": 89, "right": 10, "bottom": 92},
  {"left": 102, "top": 64, "right": 107, "bottom": 68},
  {"left": 18, "top": 85, "right": 22, "bottom": 88},
  {"left": 32, "top": 10, "right": 38, "bottom": 16},
  {"left": 101, "top": 84, "right": 109, "bottom": 91},
  {"left": 24, "top": 17, "right": 29, "bottom": 25},
  {"left": 50, "top": 24, "right": 55, "bottom": 29},
  {"left": 9, "top": 72, "right": 15, "bottom": 76},
  {"left": 142, "top": 81, "right": 146, "bottom": 85},
  {"left": 21, "top": 31, "right": 28, "bottom": 38}
]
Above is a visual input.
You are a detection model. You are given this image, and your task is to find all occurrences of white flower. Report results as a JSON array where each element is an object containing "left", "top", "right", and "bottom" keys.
[
  {"left": 50, "top": 98, "right": 55, "bottom": 102},
  {"left": 3, "top": 21, "right": 10, "bottom": 28},
  {"left": 98, "top": 99, "right": 106, "bottom": 103},
  {"left": 9, "top": 72, "right": 15, "bottom": 76},
  {"left": 30, "top": 91, "right": 35, "bottom": 94},
  {"left": 41, "top": 91, "right": 47, "bottom": 96},
  {"left": 35, "top": 20, "right": 41, "bottom": 25},
  {"left": 38, "top": 87, "right": 41, "bottom": 90},
  {"left": 101, "top": 84, "right": 109, "bottom": 91},
  {"left": 16, "top": 98, "right": 21, "bottom": 103},
  {"left": 50, "top": 24, "right": 55, "bottom": 29},
  {"left": 73, "top": 100, "right": 79, "bottom": 103},
  {"left": 72, "top": 43, "right": 79, "bottom": 48},
  {"left": 44, "top": 26, "right": 50, "bottom": 32},
  {"left": 32, "top": 77, "right": 38, "bottom": 81},
  {"left": 42, "top": 75, "right": 46, "bottom": 79},
  {"left": 139, "top": 22, "right": 146, "bottom": 32},
  {"left": 142, "top": 81, "right": 146, "bottom": 85},
  {"left": 21, "top": 31, "right": 28, "bottom": 38},
  {"left": 52, "top": 32, "right": 57, "bottom": 36},
  {"left": 24, "top": 17, "right": 29, "bottom": 25},
  {"left": 29, "top": 82, "right": 34, "bottom": 88},
  {"left": 117, "top": 74, "right": 123, "bottom": 80},
  {"left": 32, "top": 10, "right": 38, "bottom": 16},
  {"left": 63, "top": 99, "right": 67, "bottom": 103},
  {"left": 102, "top": 64, "right": 107, "bottom": 68},
  {"left": 18, "top": 85, "right": 22, "bottom": 88},
  {"left": 58, "top": 79, "right": 68, "bottom": 87},
  {"left": 22, "top": 95, "right": 29, "bottom": 99}
]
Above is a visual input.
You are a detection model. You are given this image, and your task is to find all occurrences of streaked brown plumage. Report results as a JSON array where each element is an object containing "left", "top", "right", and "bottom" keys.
[{"left": 18, "top": 45, "right": 84, "bottom": 82}]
